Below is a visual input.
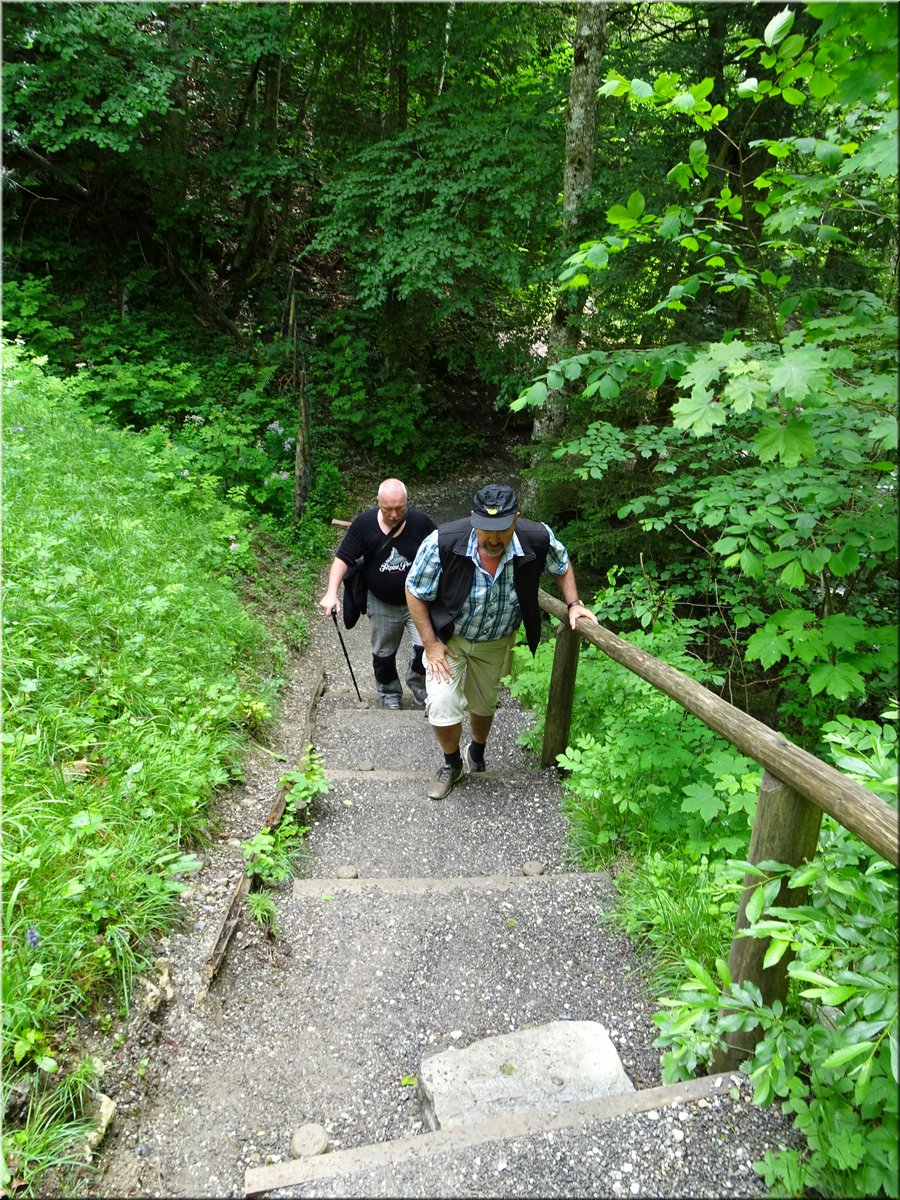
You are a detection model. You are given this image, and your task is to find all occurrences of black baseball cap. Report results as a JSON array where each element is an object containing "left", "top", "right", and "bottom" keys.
[{"left": 471, "top": 484, "right": 519, "bottom": 530}]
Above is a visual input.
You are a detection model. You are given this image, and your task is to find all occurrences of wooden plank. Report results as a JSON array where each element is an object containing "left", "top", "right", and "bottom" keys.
[
  {"left": 197, "top": 665, "right": 327, "bottom": 994},
  {"left": 538, "top": 590, "right": 898, "bottom": 865}
]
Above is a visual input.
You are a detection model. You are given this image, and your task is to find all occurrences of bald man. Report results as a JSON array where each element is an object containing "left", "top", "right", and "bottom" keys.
[{"left": 320, "top": 479, "right": 436, "bottom": 708}]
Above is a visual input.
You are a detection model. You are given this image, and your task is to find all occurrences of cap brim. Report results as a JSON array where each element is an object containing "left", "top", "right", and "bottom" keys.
[{"left": 471, "top": 513, "right": 517, "bottom": 531}]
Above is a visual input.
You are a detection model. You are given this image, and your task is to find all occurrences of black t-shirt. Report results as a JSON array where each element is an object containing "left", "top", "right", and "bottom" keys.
[{"left": 336, "top": 507, "right": 437, "bottom": 606}]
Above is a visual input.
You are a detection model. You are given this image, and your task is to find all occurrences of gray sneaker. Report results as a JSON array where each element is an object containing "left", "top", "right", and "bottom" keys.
[
  {"left": 464, "top": 741, "right": 485, "bottom": 773},
  {"left": 427, "top": 762, "right": 464, "bottom": 800},
  {"left": 381, "top": 693, "right": 401, "bottom": 710},
  {"left": 408, "top": 685, "right": 427, "bottom": 710}
]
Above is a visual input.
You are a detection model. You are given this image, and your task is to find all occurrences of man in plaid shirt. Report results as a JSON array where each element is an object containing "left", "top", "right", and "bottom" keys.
[{"left": 405, "top": 483, "right": 598, "bottom": 800}]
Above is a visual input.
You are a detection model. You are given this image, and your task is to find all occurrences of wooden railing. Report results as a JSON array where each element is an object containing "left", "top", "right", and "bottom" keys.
[{"left": 537, "top": 589, "right": 899, "bottom": 1071}]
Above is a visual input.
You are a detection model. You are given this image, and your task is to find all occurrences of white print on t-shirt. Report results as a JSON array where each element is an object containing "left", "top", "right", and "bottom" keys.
[{"left": 379, "top": 547, "right": 412, "bottom": 574}]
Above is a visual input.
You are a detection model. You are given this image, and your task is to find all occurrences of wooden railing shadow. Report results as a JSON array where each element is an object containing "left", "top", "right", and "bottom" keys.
[{"left": 537, "top": 589, "right": 899, "bottom": 1072}]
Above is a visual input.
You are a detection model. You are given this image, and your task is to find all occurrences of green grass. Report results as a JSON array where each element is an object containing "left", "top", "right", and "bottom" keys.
[
  {"left": 608, "top": 848, "right": 736, "bottom": 993},
  {"left": 1, "top": 344, "right": 325, "bottom": 1192}
]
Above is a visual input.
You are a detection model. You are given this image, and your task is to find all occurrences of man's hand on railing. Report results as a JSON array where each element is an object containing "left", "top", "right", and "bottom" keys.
[{"left": 566, "top": 600, "right": 598, "bottom": 631}]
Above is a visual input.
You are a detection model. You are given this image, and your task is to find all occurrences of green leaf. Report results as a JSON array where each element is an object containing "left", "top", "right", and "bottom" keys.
[
  {"left": 779, "top": 558, "right": 806, "bottom": 590},
  {"left": 788, "top": 862, "right": 820, "bottom": 888},
  {"left": 814, "top": 140, "right": 843, "bottom": 167},
  {"left": 764, "top": 8, "right": 795, "bottom": 48},
  {"left": 769, "top": 355, "right": 820, "bottom": 402},
  {"left": 828, "top": 543, "right": 860, "bottom": 578},
  {"left": 753, "top": 419, "right": 816, "bottom": 466},
  {"left": 672, "top": 393, "right": 726, "bottom": 437},
  {"left": 658, "top": 212, "right": 682, "bottom": 239},
  {"left": 762, "top": 938, "right": 791, "bottom": 969},
  {"left": 744, "top": 885, "right": 766, "bottom": 925},
  {"left": 680, "top": 782, "right": 722, "bottom": 821},
  {"left": 511, "top": 381, "right": 547, "bottom": 412},
  {"left": 808, "top": 71, "right": 837, "bottom": 99},
  {"left": 671, "top": 92, "right": 697, "bottom": 113},
  {"left": 868, "top": 416, "right": 898, "bottom": 450},
  {"left": 782, "top": 87, "right": 806, "bottom": 107},
  {"left": 739, "top": 548, "right": 763, "bottom": 579},
  {"left": 790, "top": 968, "right": 836, "bottom": 988},
  {"left": 821, "top": 1042, "right": 873, "bottom": 1070},
  {"left": 606, "top": 204, "right": 634, "bottom": 226},
  {"left": 599, "top": 77, "right": 630, "bottom": 98},
  {"left": 745, "top": 628, "right": 790, "bottom": 668},
  {"left": 597, "top": 374, "right": 620, "bottom": 400},
  {"left": 630, "top": 78, "right": 654, "bottom": 100},
  {"left": 808, "top": 661, "right": 866, "bottom": 699}
]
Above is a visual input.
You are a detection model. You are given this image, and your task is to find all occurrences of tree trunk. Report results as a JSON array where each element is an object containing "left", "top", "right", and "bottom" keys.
[
  {"left": 229, "top": 52, "right": 283, "bottom": 293},
  {"left": 164, "top": 5, "right": 190, "bottom": 210},
  {"left": 384, "top": 4, "right": 409, "bottom": 135},
  {"left": 528, "top": 2, "right": 606, "bottom": 508},
  {"left": 437, "top": 1, "right": 455, "bottom": 97}
]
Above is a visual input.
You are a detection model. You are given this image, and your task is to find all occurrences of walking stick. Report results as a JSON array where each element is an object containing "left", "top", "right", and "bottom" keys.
[{"left": 330, "top": 609, "right": 363, "bottom": 703}]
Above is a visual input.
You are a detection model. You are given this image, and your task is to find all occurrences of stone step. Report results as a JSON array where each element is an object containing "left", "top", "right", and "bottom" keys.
[
  {"left": 298, "top": 771, "right": 570, "bottom": 878},
  {"left": 291, "top": 872, "right": 594, "bottom": 898},
  {"left": 243, "top": 1072, "right": 745, "bottom": 1197},
  {"left": 324, "top": 768, "right": 535, "bottom": 782},
  {"left": 198, "top": 871, "right": 662, "bottom": 1187},
  {"left": 313, "top": 690, "right": 537, "bottom": 775}
]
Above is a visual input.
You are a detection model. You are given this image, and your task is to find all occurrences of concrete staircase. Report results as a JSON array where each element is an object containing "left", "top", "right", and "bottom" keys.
[{"left": 240, "top": 682, "right": 782, "bottom": 1197}]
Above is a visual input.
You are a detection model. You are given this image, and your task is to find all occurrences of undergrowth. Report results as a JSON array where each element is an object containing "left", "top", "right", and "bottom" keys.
[{"left": 0, "top": 343, "right": 327, "bottom": 1195}]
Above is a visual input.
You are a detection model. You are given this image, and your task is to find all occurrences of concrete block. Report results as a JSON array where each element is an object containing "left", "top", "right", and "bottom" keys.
[{"left": 419, "top": 1019, "right": 634, "bottom": 1130}]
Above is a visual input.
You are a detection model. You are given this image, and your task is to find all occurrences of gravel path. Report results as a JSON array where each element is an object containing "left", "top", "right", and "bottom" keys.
[{"left": 79, "top": 464, "right": 801, "bottom": 1198}]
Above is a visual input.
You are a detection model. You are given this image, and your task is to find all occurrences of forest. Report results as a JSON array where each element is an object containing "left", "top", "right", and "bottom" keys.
[{"left": 2, "top": 2, "right": 897, "bottom": 1197}]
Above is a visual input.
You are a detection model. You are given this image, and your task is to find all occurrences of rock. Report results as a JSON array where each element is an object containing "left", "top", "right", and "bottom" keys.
[
  {"left": 84, "top": 1094, "right": 117, "bottom": 1161},
  {"left": 522, "top": 860, "right": 545, "bottom": 876},
  {"left": 335, "top": 864, "right": 359, "bottom": 879},
  {"left": 357, "top": 762, "right": 375, "bottom": 772},
  {"left": 154, "top": 958, "right": 175, "bottom": 1002},
  {"left": 290, "top": 1123, "right": 329, "bottom": 1157},
  {"left": 418, "top": 1020, "right": 634, "bottom": 1131},
  {"left": 140, "top": 979, "right": 162, "bottom": 1014}
]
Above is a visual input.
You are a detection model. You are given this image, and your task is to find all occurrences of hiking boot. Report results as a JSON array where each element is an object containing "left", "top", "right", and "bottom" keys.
[
  {"left": 427, "top": 762, "right": 463, "bottom": 800},
  {"left": 380, "top": 693, "right": 401, "bottom": 710},
  {"left": 408, "top": 684, "right": 427, "bottom": 709},
  {"left": 464, "top": 741, "right": 485, "bottom": 774}
]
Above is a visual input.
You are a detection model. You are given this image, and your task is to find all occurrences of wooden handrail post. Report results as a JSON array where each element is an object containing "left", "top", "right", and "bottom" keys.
[
  {"left": 541, "top": 617, "right": 580, "bottom": 767},
  {"left": 711, "top": 770, "right": 824, "bottom": 1073}
]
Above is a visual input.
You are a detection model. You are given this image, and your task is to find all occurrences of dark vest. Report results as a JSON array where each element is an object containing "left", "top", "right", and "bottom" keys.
[{"left": 429, "top": 517, "right": 551, "bottom": 655}]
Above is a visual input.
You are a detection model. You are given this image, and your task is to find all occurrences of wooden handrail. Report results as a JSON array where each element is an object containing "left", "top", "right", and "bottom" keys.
[
  {"left": 536, "top": 588, "right": 897, "bottom": 1070},
  {"left": 537, "top": 588, "right": 898, "bottom": 867}
]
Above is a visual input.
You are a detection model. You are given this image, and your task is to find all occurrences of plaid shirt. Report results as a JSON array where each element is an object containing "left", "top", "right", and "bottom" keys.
[{"left": 406, "top": 525, "right": 569, "bottom": 642}]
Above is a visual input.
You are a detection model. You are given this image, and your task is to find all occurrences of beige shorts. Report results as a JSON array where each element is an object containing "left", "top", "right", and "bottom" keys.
[{"left": 423, "top": 634, "right": 515, "bottom": 726}]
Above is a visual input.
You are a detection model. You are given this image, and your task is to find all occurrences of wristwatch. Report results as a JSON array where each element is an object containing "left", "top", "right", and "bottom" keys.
[{"left": 566, "top": 599, "right": 582, "bottom": 609}]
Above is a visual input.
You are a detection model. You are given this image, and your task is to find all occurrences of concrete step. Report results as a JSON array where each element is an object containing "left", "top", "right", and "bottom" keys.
[
  {"left": 180, "top": 872, "right": 663, "bottom": 1195},
  {"left": 300, "top": 771, "right": 570, "bottom": 878},
  {"left": 243, "top": 1072, "right": 747, "bottom": 1197},
  {"left": 313, "top": 689, "right": 537, "bottom": 776}
]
